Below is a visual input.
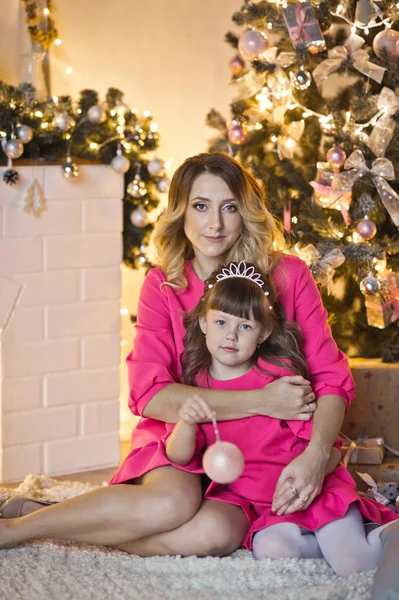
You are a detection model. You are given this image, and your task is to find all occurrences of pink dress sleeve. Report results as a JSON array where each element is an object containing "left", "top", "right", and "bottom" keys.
[
  {"left": 291, "top": 258, "right": 356, "bottom": 410},
  {"left": 126, "top": 268, "right": 180, "bottom": 416}
]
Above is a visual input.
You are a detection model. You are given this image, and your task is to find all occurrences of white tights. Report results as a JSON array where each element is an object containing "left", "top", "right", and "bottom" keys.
[{"left": 253, "top": 504, "right": 394, "bottom": 577}]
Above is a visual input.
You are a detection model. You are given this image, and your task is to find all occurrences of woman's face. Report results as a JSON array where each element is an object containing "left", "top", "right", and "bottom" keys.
[{"left": 184, "top": 173, "right": 242, "bottom": 265}]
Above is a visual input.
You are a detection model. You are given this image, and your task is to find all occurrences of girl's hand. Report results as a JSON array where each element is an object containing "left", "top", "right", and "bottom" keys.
[
  {"left": 271, "top": 445, "right": 328, "bottom": 515},
  {"left": 178, "top": 394, "right": 215, "bottom": 425},
  {"left": 257, "top": 376, "right": 316, "bottom": 421}
]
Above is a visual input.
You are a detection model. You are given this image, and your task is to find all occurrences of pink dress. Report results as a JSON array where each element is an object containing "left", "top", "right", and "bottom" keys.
[
  {"left": 109, "top": 255, "right": 356, "bottom": 493},
  {"left": 172, "top": 365, "right": 397, "bottom": 550}
]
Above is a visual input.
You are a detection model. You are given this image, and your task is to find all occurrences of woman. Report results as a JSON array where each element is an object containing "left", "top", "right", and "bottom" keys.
[{"left": 0, "top": 153, "right": 355, "bottom": 556}]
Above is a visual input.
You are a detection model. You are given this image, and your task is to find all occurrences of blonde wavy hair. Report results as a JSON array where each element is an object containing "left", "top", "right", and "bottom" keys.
[{"left": 153, "top": 152, "right": 286, "bottom": 289}]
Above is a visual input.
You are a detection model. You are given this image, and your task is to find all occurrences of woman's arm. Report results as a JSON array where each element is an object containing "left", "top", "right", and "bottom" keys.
[
  {"left": 272, "top": 394, "right": 346, "bottom": 515},
  {"left": 325, "top": 445, "right": 342, "bottom": 475},
  {"left": 143, "top": 376, "right": 315, "bottom": 423}
]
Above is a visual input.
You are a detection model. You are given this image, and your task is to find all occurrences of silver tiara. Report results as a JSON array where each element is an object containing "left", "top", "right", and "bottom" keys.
[{"left": 214, "top": 261, "right": 271, "bottom": 305}]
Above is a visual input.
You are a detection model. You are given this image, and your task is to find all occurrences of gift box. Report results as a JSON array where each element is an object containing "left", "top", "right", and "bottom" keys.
[
  {"left": 341, "top": 434, "right": 385, "bottom": 465},
  {"left": 343, "top": 358, "right": 399, "bottom": 449},
  {"left": 282, "top": 1, "right": 326, "bottom": 54},
  {"left": 363, "top": 272, "right": 399, "bottom": 329}
]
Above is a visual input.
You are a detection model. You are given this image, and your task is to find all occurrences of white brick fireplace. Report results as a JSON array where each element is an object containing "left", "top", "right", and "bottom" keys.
[{"left": 0, "top": 164, "right": 123, "bottom": 482}]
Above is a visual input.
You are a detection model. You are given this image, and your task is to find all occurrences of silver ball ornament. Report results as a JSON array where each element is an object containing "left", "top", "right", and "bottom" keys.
[
  {"left": 87, "top": 105, "right": 106, "bottom": 124},
  {"left": 61, "top": 156, "right": 79, "bottom": 178},
  {"left": 326, "top": 146, "right": 346, "bottom": 168},
  {"left": 356, "top": 218, "right": 377, "bottom": 241},
  {"left": 111, "top": 148, "right": 130, "bottom": 174},
  {"left": 16, "top": 125, "right": 33, "bottom": 144},
  {"left": 238, "top": 29, "right": 268, "bottom": 60},
  {"left": 147, "top": 157, "right": 164, "bottom": 177},
  {"left": 203, "top": 441, "right": 245, "bottom": 484},
  {"left": 127, "top": 175, "right": 147, "bottom": 198},
  {"left": 360, "top": 275, "right": 380, "bottom": 296},
  {"left": 156, "top": 177, "right": 169, "bottom": 193},
  {"left": 4, "top": 138, "right": 24, "bottom": 159},
  {"left": 290, "top": 68, "right": 312, "bottom": 91},
  {"left": 53, "top": 112, "right": 76, "bottom": 132},
  {"left": 130, "top": 206, "right": 150, "bottom": 228}
]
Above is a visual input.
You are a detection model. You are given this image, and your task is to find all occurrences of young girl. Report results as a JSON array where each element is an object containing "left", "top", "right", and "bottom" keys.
[{"left": 165, "top": 260, "right": 398, "bottom": 576}]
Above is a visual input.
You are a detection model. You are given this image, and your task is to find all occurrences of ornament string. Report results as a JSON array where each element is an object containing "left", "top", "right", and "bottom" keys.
[{"left": 211, "top": 416, "right": 221, "bottom": 443}]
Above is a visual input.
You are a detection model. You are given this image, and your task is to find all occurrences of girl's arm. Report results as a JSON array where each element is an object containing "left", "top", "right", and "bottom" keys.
[{"left": 165, "top": 395, "right": 213, "bottom": 465}]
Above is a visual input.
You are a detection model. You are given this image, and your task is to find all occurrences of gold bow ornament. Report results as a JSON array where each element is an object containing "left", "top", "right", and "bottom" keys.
[
  {"left": 333, "top": 150, "right": 399, "bottom": 227},
  {"left": 295, "top": 244, "right": 345, "bottom": 294},
  {"left": 367, "top": 87, "right": 399, "bottom": 158},
  {"left": 312, "top": 33, "right": 387, "bottom": 88}
]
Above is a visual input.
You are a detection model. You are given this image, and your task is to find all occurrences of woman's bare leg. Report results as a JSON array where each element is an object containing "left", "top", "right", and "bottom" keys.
[
  {"left": 115, "top": 499, "right": 249, "bottom": 557},
  {"left": 0, "top": 467, "right": 201, "bottom": 549}
]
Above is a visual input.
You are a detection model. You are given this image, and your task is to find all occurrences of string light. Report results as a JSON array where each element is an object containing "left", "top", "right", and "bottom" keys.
[
  {"left": 54, "top": 38, "right": 62, "bottom": 45},
  {"left": 65, "top": 66, "right": 73, "bottom": 74}
]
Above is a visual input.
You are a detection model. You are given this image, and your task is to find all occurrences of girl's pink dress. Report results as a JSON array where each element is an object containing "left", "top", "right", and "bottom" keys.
[
  {"left": 173, "top": 366, "right": 397, "bottom": 550},
  {"left": 109, "top": 255, "right": 375, "bottom": 544}
]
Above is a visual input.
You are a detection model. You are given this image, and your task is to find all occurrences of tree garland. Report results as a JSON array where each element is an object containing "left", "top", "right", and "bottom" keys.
[{"left": 21, "top": 0, "right": 58, "bottom": 48}]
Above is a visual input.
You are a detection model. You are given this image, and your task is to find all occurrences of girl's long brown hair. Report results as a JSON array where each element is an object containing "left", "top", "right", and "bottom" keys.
[{"left": 181, "top": 263, "right": 308, "bottom": 386}]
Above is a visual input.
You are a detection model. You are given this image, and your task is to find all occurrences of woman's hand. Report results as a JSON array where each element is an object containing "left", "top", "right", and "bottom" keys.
[
  {"left": 271, "top": 444, "right": 329, "bottom": 515},
  {"left": 178, "top": 394, "right": 215, "bottom": 425},
  {"left": 256, "top": 376, "right": 316, "bottom": 421}
]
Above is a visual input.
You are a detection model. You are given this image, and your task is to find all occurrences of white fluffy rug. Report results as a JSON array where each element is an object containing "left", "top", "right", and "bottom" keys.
[{"left": 0, "top": 476, "right": 375, "bottom": 600}]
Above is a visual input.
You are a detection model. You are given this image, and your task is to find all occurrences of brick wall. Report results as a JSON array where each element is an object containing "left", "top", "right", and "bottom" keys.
[{"left": 0, "top": 165, "right": 123, "bottom": 482}]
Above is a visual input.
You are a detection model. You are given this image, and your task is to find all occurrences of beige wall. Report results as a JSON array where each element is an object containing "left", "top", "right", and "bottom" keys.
[{"left": 1, "top": 0, "right": 241, "bottom": 439}]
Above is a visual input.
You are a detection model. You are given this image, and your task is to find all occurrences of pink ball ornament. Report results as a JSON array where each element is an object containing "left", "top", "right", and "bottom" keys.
[
  {"left": 203, "top": 441, "right": 244, "bottom": 484},
  {"left": 373, "top": 29, "right": 399, "bottom": 59},
  {"left": 229, "top": 54, "right": 245, "bottom": 75},
  {"left": 356, "top": 218, "right": 377, "bottom": 240},
  {"left": 326, "top": 146, "right": 346, "bottom": 168},
  {"left": 238, "top": 29, "right": 268, "bottom": 60},
  {"left": 228, "top": 121, "right": 247, "bottom": 145}
]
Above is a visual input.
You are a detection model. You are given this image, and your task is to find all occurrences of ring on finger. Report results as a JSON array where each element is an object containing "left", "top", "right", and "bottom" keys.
[
  {"left": 290, "top": 486, "right": 298, "bottom": 497},
  {"left": 306, "top": 403, "right": 313, "bottom": 412}
]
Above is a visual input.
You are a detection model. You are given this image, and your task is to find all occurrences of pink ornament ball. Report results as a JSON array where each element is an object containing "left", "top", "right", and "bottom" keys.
[
  {"left": 238, "top": 29, "right": 268, "bottom": 60},
  {"left": 203, "top": 441, "right": 244, "bottom": 484},
  {"left": 229, "top": 54, "right": 245, "bottom": 75},
  {"left": 356, "top": 218, "right": 377, "bottom": 240},
  {"left": 326, "top": 146, "right": 346, "bottom": 168},
  {"left": 373, "top": 29, "right": 399, "bottom": 59},
  {"left": 228, "top": 123, "right": 247, "bottom": 145}
]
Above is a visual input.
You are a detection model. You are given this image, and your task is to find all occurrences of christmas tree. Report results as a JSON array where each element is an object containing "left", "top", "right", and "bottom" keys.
[{"left": 207, "top": 0, "right": 399, "bottom": 360}]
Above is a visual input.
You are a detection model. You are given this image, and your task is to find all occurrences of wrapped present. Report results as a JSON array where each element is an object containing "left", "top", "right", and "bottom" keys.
[
  {"left": 310, "top": 161, "right": 352, "bottom": 224},
  {"left": 340, "top": 433, "right": 385, "bottom": 466},
  {"left": 363, "top": 271, "right": 399, "bottom": 329},
  {"left": 282, "top": 1, "right": 326, "bottom": 54},
  {"left": 357, "top": 472, "right": 399, "bottom": 512}
]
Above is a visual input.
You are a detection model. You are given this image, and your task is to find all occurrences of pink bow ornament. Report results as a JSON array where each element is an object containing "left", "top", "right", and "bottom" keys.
[
  {"left": 367, "top": 87, "right": 399, "bottom": 158},
  {"left": 333, "top": 150, "right": 399, "bottom": 227},
  {"left": 310, "top": 162, "right": 352, "bottom": 225},
  {"left": 312, "top": 33, "right": 387, "bottom": 87}
]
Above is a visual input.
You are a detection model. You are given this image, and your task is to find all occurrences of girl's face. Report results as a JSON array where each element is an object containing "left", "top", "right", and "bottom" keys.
[
  {"left": 184, "top": 173, "right": 242, "bottom": 269},
  {"left": 199, "top": 309, "right": 270, "bottom": 379}
]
